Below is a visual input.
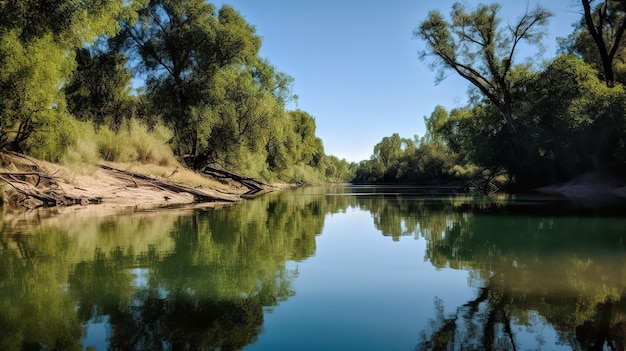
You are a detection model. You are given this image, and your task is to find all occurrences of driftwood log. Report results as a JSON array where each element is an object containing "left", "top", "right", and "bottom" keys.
[
  {"left": 200, "top": 166, "right": 273, "bottom": 195},
  {"left": 0, "top": 151, "right": 102, "bottom": 210}
]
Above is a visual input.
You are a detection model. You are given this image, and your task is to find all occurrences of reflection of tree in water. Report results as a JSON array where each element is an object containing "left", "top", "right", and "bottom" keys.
[
  {"left": 416, "top": 287, "right": 515, "bottom": 351},
  {"left": 107, "top": 288, "right": 264, "bottom": 351},
  {"left": 417, "top": 283, "right": 626, "bottom": 350},
  {"left": 87, "top": 195, "right": 325, "bottom": 350},
  {"left": 0, "top": 229, "right": 84, "bottom": 351},
  {"left": 404, "top": 197, "right": 626, "bottom": 350},
  {"left": 357, "top": 194, "right": 491, "bottom": 242},
  {"left": 3, "top": 188, "right": 626, "bottom": 350},
  {"left": 0, "top": 189, "right": 331, "bottom": 351}
]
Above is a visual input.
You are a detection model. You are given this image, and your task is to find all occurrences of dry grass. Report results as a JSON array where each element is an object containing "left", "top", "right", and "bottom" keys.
[
  {"left": 1, "top": 150, "right": 245, "bottom": 196},
  {"left": 108, "top": 161, "right": 238, "bottom": 193}
]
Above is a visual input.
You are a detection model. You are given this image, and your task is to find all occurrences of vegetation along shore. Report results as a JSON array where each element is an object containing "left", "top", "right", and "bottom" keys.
[{"left": 2, "top": 1, "right": 626, "bottom": 213}]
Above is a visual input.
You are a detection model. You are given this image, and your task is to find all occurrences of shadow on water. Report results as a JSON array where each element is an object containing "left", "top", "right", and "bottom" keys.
[{"left": 0, "top": 185, "right": 625, "bottom": 350}]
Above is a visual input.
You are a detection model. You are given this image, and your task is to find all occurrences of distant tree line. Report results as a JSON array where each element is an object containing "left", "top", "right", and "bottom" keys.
[
  {"left": 354, "top": 0, "right": 626, "bottom": 189},
  {"left": 0, "top": 0, "right": 354, "bottom": 183}
]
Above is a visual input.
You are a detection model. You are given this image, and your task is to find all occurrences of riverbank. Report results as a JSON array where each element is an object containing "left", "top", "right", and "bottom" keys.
[
  {"left": 535, "top": 171, "right": 626, "bottom": 205},
  {"left": 0, "top": 151, "right": 276, "bottom": 217}
]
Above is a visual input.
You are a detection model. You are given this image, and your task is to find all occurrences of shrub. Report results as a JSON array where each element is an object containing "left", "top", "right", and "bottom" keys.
[{"left": 95, "top": 118, "right": 177, "bottom": 166}]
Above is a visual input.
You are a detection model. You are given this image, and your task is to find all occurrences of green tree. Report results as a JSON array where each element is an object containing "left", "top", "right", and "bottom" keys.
[
  {"left": 524, "top": 54, "right": 626, "bottom": 178},
  {"left": 318, "top": 155, "right": 354, "bottom": 183},
  {"left": 0, "top": 0, "right": 142, "bottom": 154},
  {"left": 581, "top": 0, "right": 626, "bottom": 86},
  {"left": 289, "top": 110, "right": 325, "bottom": 166},
  {"left": 64, "top": 47, "right": 135, "bottom": 130},
  {"left": 353, "top": 159, "right": 386, "bottom": 183},
  {"left": 423, "top": 105, "right": 449, "bottom": 144},
  {"left": 372, "top": 133, "right": 411, "bottom": 170},
  {"left": 204, "top": 67, "right": 280, "bottom": 170},
  {"left": 415, "top": 3, "right": 551, "bottom": 178},
  {"left": 121, "top": 0, "right": 261, "bottom": 163}
]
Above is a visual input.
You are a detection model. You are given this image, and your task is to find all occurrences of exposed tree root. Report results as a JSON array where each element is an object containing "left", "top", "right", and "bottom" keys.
[
  {"left": 0, "top": 171, "right": 101, "bottom": 210},
  {"left": 200, "top": 166, "right": 274, "bottom": 195}
]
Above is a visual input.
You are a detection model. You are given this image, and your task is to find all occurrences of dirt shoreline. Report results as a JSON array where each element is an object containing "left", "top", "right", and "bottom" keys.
[
  {"left": 535, "top": 171, "right": 626, "bottom": 200},
  {"left": 0, "top": 152, "right": 278, "bottom": 219},
  {"left": 3, "top": 152, "right": 624, "bottom": 221}
]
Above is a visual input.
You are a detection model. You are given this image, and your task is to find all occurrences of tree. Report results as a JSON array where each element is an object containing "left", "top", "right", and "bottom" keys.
[
  {"left": 423, "top": 105, "right": 449, "bottom": 144},
  {"left": 203, "top": 66, "right": 284, "bottom": 172},
  {"left": 581, "top": 0, "right": 626, "bottom": 86},
  {"left": 64, "top": 47, "right": 135, "bottom": 130},
  {"left": 121, "top": 0, "right": 261, "bottom": 163},
  {"left": 524, "top": 54, "right": 626, "bottom": 178},
  {"left": 289, "top": 110, "right": 324, "bottom": 166},
  {"left": 0, "top": 0, "right": 142, "bottom": 154},
  {"left": 415, "top": 3, "right": 551, "bottom": 161},
  {"left": 372, "top": 133, "right": 412, "bottom": 169}
]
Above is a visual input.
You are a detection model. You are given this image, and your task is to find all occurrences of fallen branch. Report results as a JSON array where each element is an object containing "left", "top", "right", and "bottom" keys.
[
  {"left": 100, "top": 165, "right": 239, "bottom": 203},
  {"left": 0, "top": 173, "right": 99, "bottom": 210},
  {"left": 201, "top": 166, "right": 273, "bottom": 195}
]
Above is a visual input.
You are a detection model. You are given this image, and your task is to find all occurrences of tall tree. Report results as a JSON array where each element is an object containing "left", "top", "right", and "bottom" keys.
[
  {"left": 581, "top": 0, "right": 626, "bottom": 86},
  {"left": 415, "top": 3, "right": 551, "bottom": 144},
  {"left": 372, "top": 133, "right": 414, "bottom": 170},
  {"left": 120, "top": 0, "right": 261, "bottom": 163},
  {"left": 64, "top": 47, "right": 135, "bottom": 130},
  {"left": 0, "top": 0, "right": 142, "bottom": 153},
  {"left": 289, "top": 110, "right": 324, "bottom": 166}
]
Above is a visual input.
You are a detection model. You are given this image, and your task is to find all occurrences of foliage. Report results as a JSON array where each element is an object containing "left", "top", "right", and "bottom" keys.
[
  {"left": 58, "top": 118, "right": 177, "bottom": 170},
  {"left": 0, "top": 0, "right": 345, "bottom": 184},
  {"left": 0, "top": 0, "right": 143, "bottom": 152},
  {"left": 64, "top": 48, "right": 136, "bottom": 130},
  {"left": 523, "top": 54, "right": 626, "bottom": 180},
  {"left": 560, "top": 1, "right": 626, "bottom": 86},
  {"left": 415, "top": 2, "right": 551, "bottom": 137},
  {"left": 352, "top": 132, "right": 463, "bottom": 184},
  {"left": 414, "top": 2, "right": 554, "bottom": 185},
  {"left": 95, "top": 119, "right": 177, "bottom": 166},
  {"left": 581, "top": 0, "right": 626, "bottom": 86},
  {"left": 6, "top": 0, "right": 626, "bottom": 187},
  {"left": 0, "top": 31, "right": 70, "bottom": 152},
  {"left": 406, "top": 2, "right": 626, "bottom": 188},
  {"left": 121, "top": 0, "right": 261, "bottom": 161}
]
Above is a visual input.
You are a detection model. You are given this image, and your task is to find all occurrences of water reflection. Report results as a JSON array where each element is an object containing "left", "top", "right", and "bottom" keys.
[
  {"left": 0, "top": 190, "right": 325, "bottom": 351},
  {"left": 0, "top": 187, "right": 625, "bottom": 350},
  {"left": 347, "top": 188, "right": 626, "bottom": 350}
]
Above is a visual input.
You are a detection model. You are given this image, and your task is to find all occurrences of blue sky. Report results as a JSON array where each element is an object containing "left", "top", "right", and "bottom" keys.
[{"left": 215, "top": 0, "right": 582, "bottom": 162}]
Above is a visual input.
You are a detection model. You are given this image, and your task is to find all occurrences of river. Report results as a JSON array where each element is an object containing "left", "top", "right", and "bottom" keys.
[{"left": 1, "top": 186, "right": 625, "bottom": 350}]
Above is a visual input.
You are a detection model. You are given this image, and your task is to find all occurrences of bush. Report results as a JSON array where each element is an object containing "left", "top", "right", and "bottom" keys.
[
  {"left": 25, "top": 112, "right": 83, "bottom": 162},
  {"left": 95, "top": 118, "right": 177, "bottom": 166}
]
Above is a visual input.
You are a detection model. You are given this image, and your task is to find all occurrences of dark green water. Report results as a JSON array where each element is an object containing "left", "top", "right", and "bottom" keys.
[{"left": 1, "top": 186, "right": 626, "bottom": 350}]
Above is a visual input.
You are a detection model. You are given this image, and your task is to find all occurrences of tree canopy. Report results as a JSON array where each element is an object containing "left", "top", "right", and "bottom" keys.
[
  {"left": 355, "top": 1, "right": 626, "bottom": 188},
  {"left": 0, "top": 0, "right": 353, "bottom": 183},
  {"left": 3, "top": 0, "right": 626, "bottom": 187}
]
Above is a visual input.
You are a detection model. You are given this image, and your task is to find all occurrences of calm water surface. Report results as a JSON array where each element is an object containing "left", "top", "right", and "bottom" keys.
[{"left": 1, "top": 186, "right": 625, "bottom": 350}]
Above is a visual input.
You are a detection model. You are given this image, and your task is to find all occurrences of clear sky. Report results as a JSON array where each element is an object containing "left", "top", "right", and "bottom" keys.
[{"left": 215, "top": 0, "right": 582, "bottom": 163}]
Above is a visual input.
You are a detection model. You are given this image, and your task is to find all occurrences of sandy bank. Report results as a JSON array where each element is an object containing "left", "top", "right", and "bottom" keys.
[
  {"left": 536, "top": 171, "right": 626, "bottom": 200},
  {"left": 0, "top": 152, "right": 258, "bottom": 218}
]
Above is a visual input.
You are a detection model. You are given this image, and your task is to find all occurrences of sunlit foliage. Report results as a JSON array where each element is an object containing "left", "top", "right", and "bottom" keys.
[{"left": 0, "top": 0, "right": 349, "bottom": 183}]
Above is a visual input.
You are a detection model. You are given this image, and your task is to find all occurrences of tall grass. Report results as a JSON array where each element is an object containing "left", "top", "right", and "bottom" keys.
[
  {"left": 96, "top": 119, "right": 176, "bottom": 166},
  {"left": 61, "top": 118, "right": 177, "bottom": 168}
]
